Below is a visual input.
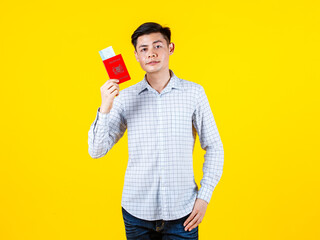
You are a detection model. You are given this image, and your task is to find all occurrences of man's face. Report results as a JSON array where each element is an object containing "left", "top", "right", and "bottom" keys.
[{"left": 134, "top": 32, "right": 174, "bottom": 74}]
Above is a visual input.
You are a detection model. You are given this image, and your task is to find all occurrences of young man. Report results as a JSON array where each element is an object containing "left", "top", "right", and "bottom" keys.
[{"left": 88, "top": 22, "right": 224, "bottom": 239}]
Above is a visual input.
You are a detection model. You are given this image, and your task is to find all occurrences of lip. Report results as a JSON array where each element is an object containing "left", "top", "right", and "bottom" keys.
[{"left": 147, "top": 61, "right": 160, "bottom": 65}]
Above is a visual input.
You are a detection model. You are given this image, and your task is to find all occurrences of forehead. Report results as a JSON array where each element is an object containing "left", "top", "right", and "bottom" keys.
[{"left": 137, "top": 32, "right": 166, "bottom": 46}]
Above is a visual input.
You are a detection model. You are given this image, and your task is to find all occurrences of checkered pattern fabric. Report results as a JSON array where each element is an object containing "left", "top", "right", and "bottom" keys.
[{"left": 88, "top": 69, "right": 224, "bottom": 220}]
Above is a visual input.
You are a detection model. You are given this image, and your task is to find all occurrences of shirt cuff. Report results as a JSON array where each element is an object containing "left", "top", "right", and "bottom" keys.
[
  {"left": 97, "top": 107, "right": 109, "bottom": 123},
  {"left": 197, "top": 186, "right": 214, "bottom": 204}
]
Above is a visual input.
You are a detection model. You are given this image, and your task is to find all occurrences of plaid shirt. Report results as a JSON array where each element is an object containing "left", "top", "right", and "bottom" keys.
[{"left": 88, "top": 69, "right": 224, "bottom": 220}]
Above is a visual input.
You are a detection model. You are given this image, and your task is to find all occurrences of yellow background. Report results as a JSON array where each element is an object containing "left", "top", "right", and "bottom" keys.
[{"left": 1, "top": 0, "right": 319, "bottom": 239}]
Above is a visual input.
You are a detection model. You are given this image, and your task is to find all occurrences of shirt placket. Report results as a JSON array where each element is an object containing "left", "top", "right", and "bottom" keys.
[{"left": 156, "top": 92, "right": 168, "bottom": 219}]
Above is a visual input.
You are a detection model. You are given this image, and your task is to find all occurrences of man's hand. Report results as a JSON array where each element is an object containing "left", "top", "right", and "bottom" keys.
[
  {"left": 183, "top": 198, "right": 208, "bottom": 231},
  {"left": 99, "top": 79, "right": 120, "bottom": 114}
]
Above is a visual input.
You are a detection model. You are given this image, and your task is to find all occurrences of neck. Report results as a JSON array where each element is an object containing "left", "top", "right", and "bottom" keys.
[{"left": 146, "top": 68, "right": 172, "bottom": 93}]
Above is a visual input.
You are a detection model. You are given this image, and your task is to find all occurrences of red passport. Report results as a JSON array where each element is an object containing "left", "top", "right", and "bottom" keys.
[{"left": 102, "top": 54, "right": 131, "bottom": 84}]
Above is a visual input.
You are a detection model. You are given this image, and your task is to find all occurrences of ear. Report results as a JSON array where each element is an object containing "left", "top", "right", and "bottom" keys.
[
  {"left": 134, "top": 50, "right": 140, "bottom": 62},
  {"left": 169, "top": 42, "right": 175, "bottom": 55}
]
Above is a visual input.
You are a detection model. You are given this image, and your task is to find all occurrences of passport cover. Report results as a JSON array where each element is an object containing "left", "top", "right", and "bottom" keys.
[{"left": 102, "top": 54, "right": 131, "bottom": 84}]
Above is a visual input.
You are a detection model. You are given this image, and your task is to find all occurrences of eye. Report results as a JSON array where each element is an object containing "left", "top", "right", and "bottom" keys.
[
  {"left": 156, "top": 45, "right": 161, "bottom": 48},
  {"left": 141, "top": 48, "right": 147, "bottom": 52}
]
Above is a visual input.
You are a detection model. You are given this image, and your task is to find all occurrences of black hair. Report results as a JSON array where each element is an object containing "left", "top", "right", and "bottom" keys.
[{"left": 131, "top": 22, "right": 171, "bottom": 51}]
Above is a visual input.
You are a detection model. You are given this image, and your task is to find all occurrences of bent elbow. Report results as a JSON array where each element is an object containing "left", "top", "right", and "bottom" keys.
[{"left": 88, "top": 148, "right": 108, "bottom": 159}]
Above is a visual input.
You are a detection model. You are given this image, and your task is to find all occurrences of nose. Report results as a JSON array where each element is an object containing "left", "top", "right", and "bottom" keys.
[{"left": 148, "top": 50, "right": 157, "bottom": 58}]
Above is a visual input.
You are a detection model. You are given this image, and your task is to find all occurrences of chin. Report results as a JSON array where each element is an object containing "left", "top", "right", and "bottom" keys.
[
  {"left": 145, "top": 65, "right": 163, "bottom": 73},
  {"left": 146, "top": 68, "right": 160, "bottom": 73}
]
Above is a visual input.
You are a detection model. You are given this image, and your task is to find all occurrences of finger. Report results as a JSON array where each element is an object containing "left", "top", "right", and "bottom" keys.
[
  {"left": 188, "top": 224, "right": 198, "bottom": 231},
  {"left": 106, "top": 83, "right": 118, "bottom": 91},
  {"left": 113, "top": 89, "right": 119, "bottom": 96},
  {"left": 183, "top": 211, "right": 197, "bottom": 227},
  {"left": 110, "top": 90, "right": 118, "bottom": 97},
  {"left": 107, "top": 79, "right": 119, "bottom": 83},
  {"left": 185, "top": 213, "right": 199, "bottom": 231},
  {"left": 112, "top": 87, "right": 119, "bottom": 95},
  {"left": 187, "top": 218, "right": 201, "bottom": 231},
  {"left": 189, "top": 218, "right": 202, "bottom": 231},
  {"left": 102, "top": 79, "right": 119, "bottom": 88},
  {"left": 107, "top": 85, "right": 117, "bottom": 94},
  {"left": 105, "top": 79, "right": 118, "bottom": 86},
  {"left": 115, "top": 84, "right": 120, "bottom": 92}
]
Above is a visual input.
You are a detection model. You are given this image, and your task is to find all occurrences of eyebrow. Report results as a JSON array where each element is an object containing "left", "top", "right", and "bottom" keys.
[{"left": 138, "top": 40, "right": 163, "bottom": 49}]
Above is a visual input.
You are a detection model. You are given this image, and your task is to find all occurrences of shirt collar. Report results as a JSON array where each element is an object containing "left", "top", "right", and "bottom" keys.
[{"left": 137, "top": 69, "right": 183, "bottom": 95}]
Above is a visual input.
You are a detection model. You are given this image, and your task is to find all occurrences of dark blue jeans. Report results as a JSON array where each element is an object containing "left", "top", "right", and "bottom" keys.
[{"left": 122, "top": 207, "right": 198, "bottom": 240}]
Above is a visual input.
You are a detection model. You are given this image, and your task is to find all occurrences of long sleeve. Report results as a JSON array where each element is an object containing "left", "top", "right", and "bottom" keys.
[
  {"left": 88, "top": 96, "right": 127, "bottom": 159},
  {"left": 192, "top": 86, "right": 224, "bottom": 204}
]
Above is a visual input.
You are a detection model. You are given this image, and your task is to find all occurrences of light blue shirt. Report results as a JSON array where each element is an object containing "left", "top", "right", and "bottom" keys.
[{"left": 88, "top": 69, "right": 224, "bottom": 221}]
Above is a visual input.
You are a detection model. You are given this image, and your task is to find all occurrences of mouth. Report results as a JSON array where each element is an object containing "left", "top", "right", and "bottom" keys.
[{"left": 147, "top": 61, "right": 160, "bottom": 65}]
